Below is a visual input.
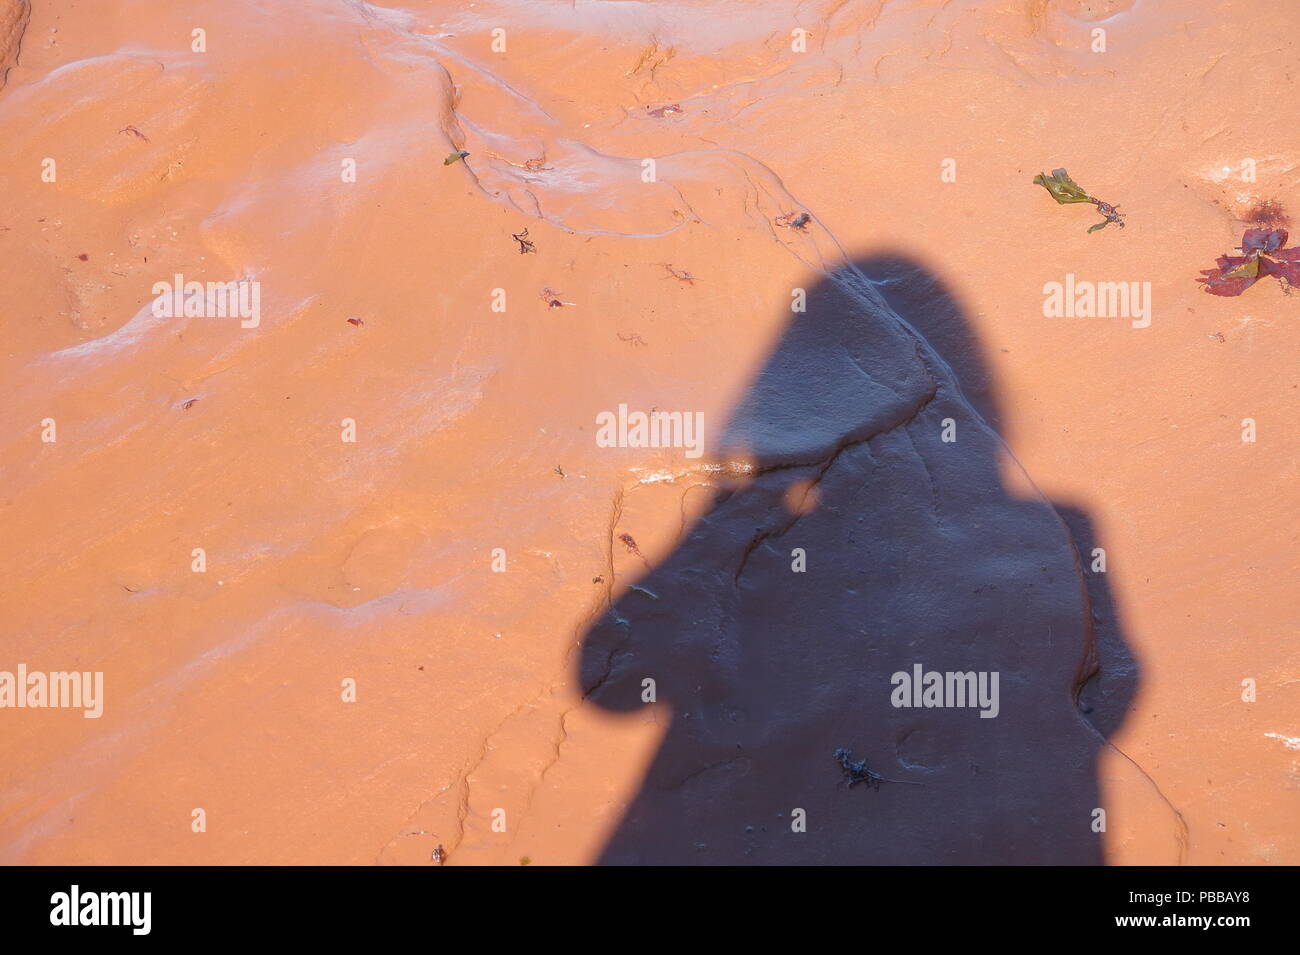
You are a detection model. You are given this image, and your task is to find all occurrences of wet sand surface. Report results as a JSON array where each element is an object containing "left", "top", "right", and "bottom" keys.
[{"left": 1, "top": 0, "right": 1296, "bottom": 864}]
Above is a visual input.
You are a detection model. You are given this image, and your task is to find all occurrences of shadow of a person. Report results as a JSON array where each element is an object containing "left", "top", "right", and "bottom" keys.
[{"left": 579, "top": 253, "right": 1137, "bottom": 864}]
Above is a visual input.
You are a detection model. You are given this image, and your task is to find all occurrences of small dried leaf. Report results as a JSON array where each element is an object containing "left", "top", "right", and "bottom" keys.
[
  {"left": 512, "top": 228, "right": 537, "bottom": 254},
  {"left": 443, "top": 150, "right": 470, "bottom": 166}
]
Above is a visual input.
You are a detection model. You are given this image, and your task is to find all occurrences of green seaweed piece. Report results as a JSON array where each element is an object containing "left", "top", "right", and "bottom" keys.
[
  {"left": 1033, "top": 168, "right": 1095, "bottom": 204},
  {"left": 1034, "top": 168, "right": 1126, "bottom": 233}
]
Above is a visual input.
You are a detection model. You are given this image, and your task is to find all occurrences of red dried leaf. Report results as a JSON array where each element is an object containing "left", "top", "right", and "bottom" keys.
[{"left": 1198, "top": 229, "right": 1300, "bottom": 296}]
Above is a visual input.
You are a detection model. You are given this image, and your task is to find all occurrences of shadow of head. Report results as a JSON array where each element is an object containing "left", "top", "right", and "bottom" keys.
[
  {"left": 717, "top": 253, "right": 1003, "bottom": 468},
  {"left": 577, "top": 252, "right": 1136, "bottom": 864}
]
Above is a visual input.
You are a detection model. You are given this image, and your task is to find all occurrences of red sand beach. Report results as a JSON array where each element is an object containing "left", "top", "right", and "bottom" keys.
[{"left": 0, "top": 0, "right": 1296, "bottom": 865}]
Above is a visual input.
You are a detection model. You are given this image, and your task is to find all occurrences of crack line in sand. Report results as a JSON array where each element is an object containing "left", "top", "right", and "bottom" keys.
[
  {"left": 732, "top": 382, "right": 939, "bottom": 583},
  {"left": 1100, "top": 737, "right": 1190, "bottom": 865}
]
